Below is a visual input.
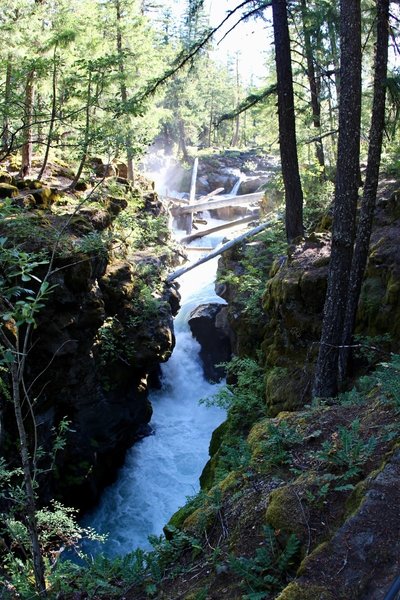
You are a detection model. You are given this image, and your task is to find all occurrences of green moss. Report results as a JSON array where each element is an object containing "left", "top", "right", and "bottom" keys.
[
  {"left": 265, "top": 366, "right": 307, "bottom": 415},
  {"left": 182, "top": 505, "right": 215, "bottom": 534},
  {"left": 218, "top": 470, "right": 240, "bottom": 493},
  {"left": 265, "top": 484, "right": 305, "bottom": 539},
  {"left": 248, "top": 417, "right": 270, "bottom": 450},
  {"left": 276, "top": 582, "right": 335, "bottom": 600},
  {"left": 344, "top": 479, "right": 368, "bottom": 518},
  {"left": 199, "top": 453, "right": 219, "bottom": 491},
  {"left": 296, "top": 541, "right": 329, "bottom": 575},
  {"left": 0, "top": 182, "right": 18, "bottom": 198},
  {"left": 209, "top": 421, "right": 228, "bottom": 456},
  {"left": 359, "top": 277, "right": 386, "bottom": 318},
  {"left": 165, "top": 504, "right": 195, "bottom": 534}
]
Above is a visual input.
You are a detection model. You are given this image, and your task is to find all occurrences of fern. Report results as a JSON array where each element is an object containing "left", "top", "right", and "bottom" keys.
[
  {"left": 229, "top": 526, "right": 299, "bottom": 598},
  {"left": 376, "top": 356, "right": 400, "bottom": 410},
  {"left": 317, "top": 419, "right": 377, "bottom": 477}
]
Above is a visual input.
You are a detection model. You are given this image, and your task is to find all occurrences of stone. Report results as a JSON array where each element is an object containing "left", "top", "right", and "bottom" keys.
[
  {"left": 188, "top": 302, "right": 232, "bottom": 382},
  {"left": 0, "top": 182, "right": 18, "bottom": 198},
  {"left": 283, "top": 450, "right": 400, "bottom": 599}
]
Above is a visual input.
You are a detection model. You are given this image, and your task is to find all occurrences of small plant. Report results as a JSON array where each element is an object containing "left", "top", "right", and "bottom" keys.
[
  {"left": 229, "top": 525, "right": 299, "bottom": 599},
  {"left": 317, "top": 419, "right": 377, "bottom": 479},
  {"left": 216, "top": 437, "right": 252, "bottom": 481},
  {"left": 375, "top": 355, "right": 400, "bottom": 410},
  {"left": 353, "top": 333, "right": 392, "bottom": 363},
  {"left": 258, "top": 421, "right": 302, "bottom": 470},
  {"left": 216, "top": 219, "right": 286, "bottom": 328},
  {"left": 75, "top": 230, "right": 110, "bottom": 258}
]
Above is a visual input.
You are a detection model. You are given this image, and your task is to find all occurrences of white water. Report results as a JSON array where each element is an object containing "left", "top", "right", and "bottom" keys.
[{"left": 83, "top": 232, "right": 227, "bottom": 557}]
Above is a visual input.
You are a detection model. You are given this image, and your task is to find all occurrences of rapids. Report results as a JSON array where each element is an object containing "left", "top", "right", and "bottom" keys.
[{"left": 82, "top": 230, "right": 227, "bottom": 556}]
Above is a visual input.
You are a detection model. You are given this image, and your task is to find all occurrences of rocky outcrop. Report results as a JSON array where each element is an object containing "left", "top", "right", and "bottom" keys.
[
  {"left": 188, "top": 303, "right": 232, "bottom": 382},
  {"left": 0, "top": 174, "right": 180, "bottom": 510},
  {"left": 276, "top": 449, "right": 400, "bottom": 600},
  {"left": 261, "top": 190, "right": 400, "bottom": 415},
  {"left": 153, "top": 364, "right": 400, "bottom": 600},
  {"left": 134, "top": 182, "right": 400, "bottom": 600}
]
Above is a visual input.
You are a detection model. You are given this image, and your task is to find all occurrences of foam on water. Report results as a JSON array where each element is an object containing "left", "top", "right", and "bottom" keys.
[{"left": 82, "top": 231, "right": 226, "bottom": 556}]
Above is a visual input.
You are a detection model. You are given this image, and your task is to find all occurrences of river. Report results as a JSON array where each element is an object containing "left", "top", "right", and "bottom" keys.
[{"left": 82, "top": 226, "right": 227, "bottom": 556}]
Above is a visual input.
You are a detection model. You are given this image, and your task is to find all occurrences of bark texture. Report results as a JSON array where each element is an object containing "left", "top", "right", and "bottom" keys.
[
  {"left": 272, "top": 0, "right": 304, "bottom": 242},
  {"left": 20, "top": 69, "right": 35, "bottom": 178},
  {"left": 300, "top": 0, "right": 325, "bottom": 171},
  {"left": 313, "top": 0, "right": 362, "bottom": 398},
  {"left": 339, "top": 0, "right": 390, "bottom": 381}
]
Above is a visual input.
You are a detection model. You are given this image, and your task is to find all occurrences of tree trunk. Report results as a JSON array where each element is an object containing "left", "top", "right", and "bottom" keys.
[
  {"left": 37, "top": 46, "right": 58, "bottom": 181},
  {"left": 230, "top": 53, "right": 240, "bottom": 147},
  {"left": 70, "top": 71, "right": 92, "bottom": 189},
  {"left": 300, "top": 0, "right": 325, "bottom": 172},
  {"left": 272, "top": 0, "right": 304, "bottom": 242},
  {"left": 327, "top": 15, "right": 340, "bottom": 101},
  {"left": 116, "top": 0, "right": 134, "bottom": 181},
  {"left": 2, "top": 55, "right": 12, "bottom": 152},
  {"left": 11, "top": 358, "right": 47, "bottom": 597},
  {"left": 339, "top": 0, "right": 390, "bottom": 382},
  {"left": 20, "top": 69, "right": 35, "bottom": 178},
  {"left": 313, "top": 0, "right": 362, "bottom": 399}
]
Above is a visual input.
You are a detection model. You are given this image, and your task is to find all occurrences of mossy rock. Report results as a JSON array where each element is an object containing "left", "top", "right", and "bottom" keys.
[
  {"left": 265, "top": 366, "right": 310, "bottom": 415},
  {"left": 199, "top": 453, "right": 219, "bottom": 491},
  {"left": 218, "top": 470, "right": 240, "bottom": 493},
  {"left": 209, "top": 420, "right": 228, "bottom": 456},
  {"left": 182, "top": 504, "right": 215, "bottom": 535},
  {"left": 344, "top": 478, "right": 368, "bottom": 518},
  {"left": 31, "top": 186, "right": 60, "bottom": 208},
  {"left": 265, "top": 483, "right": 307, "bottom": 540},
  {"left": 74, "top": 179, "right": 90, "bottom": 192},
  {"left": 199, "top": 421, "right": 229, "bottom": 491},
  {"left": 0, "top": 170, "right": 13, "bottom": 184},
  {"left": 164, "top": 504, "right": 195, "bottom": 537},
  {"left": 0, "top": 182, "right": 18, "bottom": 198},
  {"left": 296, "top": 541, "right": 329, "bottom": 576},
  {"left": 276, "top": 582, "right": 335, "bottom": 600},
  {"left": 247, "top": 417, "right": 270, "bottom": 454}
]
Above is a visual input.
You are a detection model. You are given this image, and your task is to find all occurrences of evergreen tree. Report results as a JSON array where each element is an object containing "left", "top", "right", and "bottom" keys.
[
  {"left": 272, "top": 0, "right": 304, "bottom": 241},
  {"left": 313, "top": 0, "right": 362, "bottom": 399},
  {"left": 339, "top": 0, "right": 390, "bottom": 381}
]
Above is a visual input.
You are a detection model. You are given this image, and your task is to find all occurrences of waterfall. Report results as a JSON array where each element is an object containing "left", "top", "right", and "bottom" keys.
[
  {"left": 229, "top": 173, "right": 243, "bottom": 196},
  {"left": 82, "top": 232, "right": 226, "bottom": 557}
]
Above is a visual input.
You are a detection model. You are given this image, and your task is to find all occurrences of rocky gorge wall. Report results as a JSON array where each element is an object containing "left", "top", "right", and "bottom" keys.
[
  {"left": 0, "top": 165, "right": 180, "bottom": 510},
  {"left": 145, "top": 182, "right": 400, "bottom": 600}
]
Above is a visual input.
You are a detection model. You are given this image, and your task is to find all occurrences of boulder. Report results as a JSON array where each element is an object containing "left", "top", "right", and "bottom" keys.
[
  {"left": 89, "top": 157, "right": 117, "bottom": 178},
  {"left": 189, "top": 302, "right": 232, "bottom": 382},
  {"left": 0, "top": 170, "right": 13, "bottom": 184},
  {"left": 277, "top": 450, "right": 400, "bottom": 600},
  {"left": 0, "top": 182, "right": 18, "bottom": 198},
  {"left": 114, "top": 161, "right": 128, "bottom": 178}
]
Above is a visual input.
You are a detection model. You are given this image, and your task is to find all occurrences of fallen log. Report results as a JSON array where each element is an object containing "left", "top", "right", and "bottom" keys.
[
  {"left": 198, "top": 187, "right": 225, "bottom": 201},
  {"left": 170, "top": 191, "right": 264, "bottom": 216},
  {"left": 185, "top": 246, "right": 215, "bottom": 252},
  {"left": 180, "top": 213, "right": 259, "bottom": 244},
  {"left": 166, "top": 187, "right": 224, "bottom": 207},
  {"left": 166, "top": 219, "right": 275, "bottom": 282},
  {"left": 166, "top": 196, "right": 190, "bottom": 205}
]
